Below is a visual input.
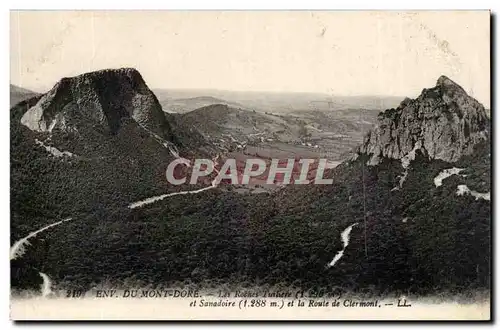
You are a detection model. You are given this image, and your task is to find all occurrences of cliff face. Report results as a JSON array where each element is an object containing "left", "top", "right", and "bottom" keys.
[
  {"left": 20, "top": 68, "right": 173, "bottom": 140},
  {"left": 359, "top": 76, "right": 489, "bottom": 164}
]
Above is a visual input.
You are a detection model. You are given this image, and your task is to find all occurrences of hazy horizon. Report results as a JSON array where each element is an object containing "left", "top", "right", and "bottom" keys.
[
  {"left": 11, "top": 81, "right": 408, "bottom": 100},
  {"left": 10, "top": 11, "right": 490, "bottom": 107}
]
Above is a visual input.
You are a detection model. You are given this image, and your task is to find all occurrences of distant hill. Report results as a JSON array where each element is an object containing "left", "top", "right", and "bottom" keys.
[
  {"left": 159, "top": 95, "right": 246, "bottom": 113},
  {"left": 10, "top": 84, "right": 39, "bottom": 107},
  {"left": 180, "top": 103, "right": 286, "bottom": 136},
  {"left": 154, "top": 88, "right": 403, "bottom": 114},
  {"left": 176, "top": 104, "right": 288, "bottom": 152},
  {"left": 178, "top": 102, "right": 379, "bottom": 159}
]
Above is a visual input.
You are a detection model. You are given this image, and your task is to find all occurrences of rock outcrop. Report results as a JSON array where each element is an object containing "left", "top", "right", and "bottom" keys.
[
  {"left": 359, "top": 76, "right": 489, "bottom": 164},
  {"left": 20, "top": 68, "right": 173, "bottom": 139}
]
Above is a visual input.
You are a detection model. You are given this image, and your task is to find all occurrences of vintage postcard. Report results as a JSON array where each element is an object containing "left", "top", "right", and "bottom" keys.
[{"left": 9, "top": 10, "right": 491, "bottom": 320}]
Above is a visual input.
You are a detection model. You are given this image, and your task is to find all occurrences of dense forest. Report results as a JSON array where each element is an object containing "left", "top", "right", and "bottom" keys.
[
  {"left": 11, "top": 115, "right": 490, "bottom": 297},
  {"left": 10, "top": 73, "right": 491, "bottom": 299}
]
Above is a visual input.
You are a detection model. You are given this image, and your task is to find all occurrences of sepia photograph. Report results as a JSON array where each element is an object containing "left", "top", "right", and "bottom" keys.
[{"left": 9, "top": 10, "right": 491, "bottom": 320}]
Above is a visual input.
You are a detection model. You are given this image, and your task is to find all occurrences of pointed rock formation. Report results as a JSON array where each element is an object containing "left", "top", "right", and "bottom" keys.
[
  {"left": 20, "top": 68, "right": 173, "bottom": 140},
  {"left": 359, "top": 76, "right": 489, "bottom": 164}
]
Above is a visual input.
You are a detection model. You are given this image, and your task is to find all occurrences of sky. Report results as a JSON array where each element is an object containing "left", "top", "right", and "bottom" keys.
[{"left": 10, "top": 11, "right": 490, "bottom": 107}]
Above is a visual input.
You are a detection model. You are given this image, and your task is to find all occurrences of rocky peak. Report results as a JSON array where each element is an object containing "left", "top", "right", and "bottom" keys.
[
  {"left": 359, "top": 76, "right": 489, "bottom": 164},
  {"left": 436, "top": 75, "right": 466, "bottom": 91},
  {"left": 20, "top": 68, "right": 172, "bottom": 139}
]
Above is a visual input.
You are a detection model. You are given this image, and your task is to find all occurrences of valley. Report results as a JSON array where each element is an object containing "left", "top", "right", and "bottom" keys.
[{"left": 9, "top": 70, "right": 491, "bottom": 301}]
